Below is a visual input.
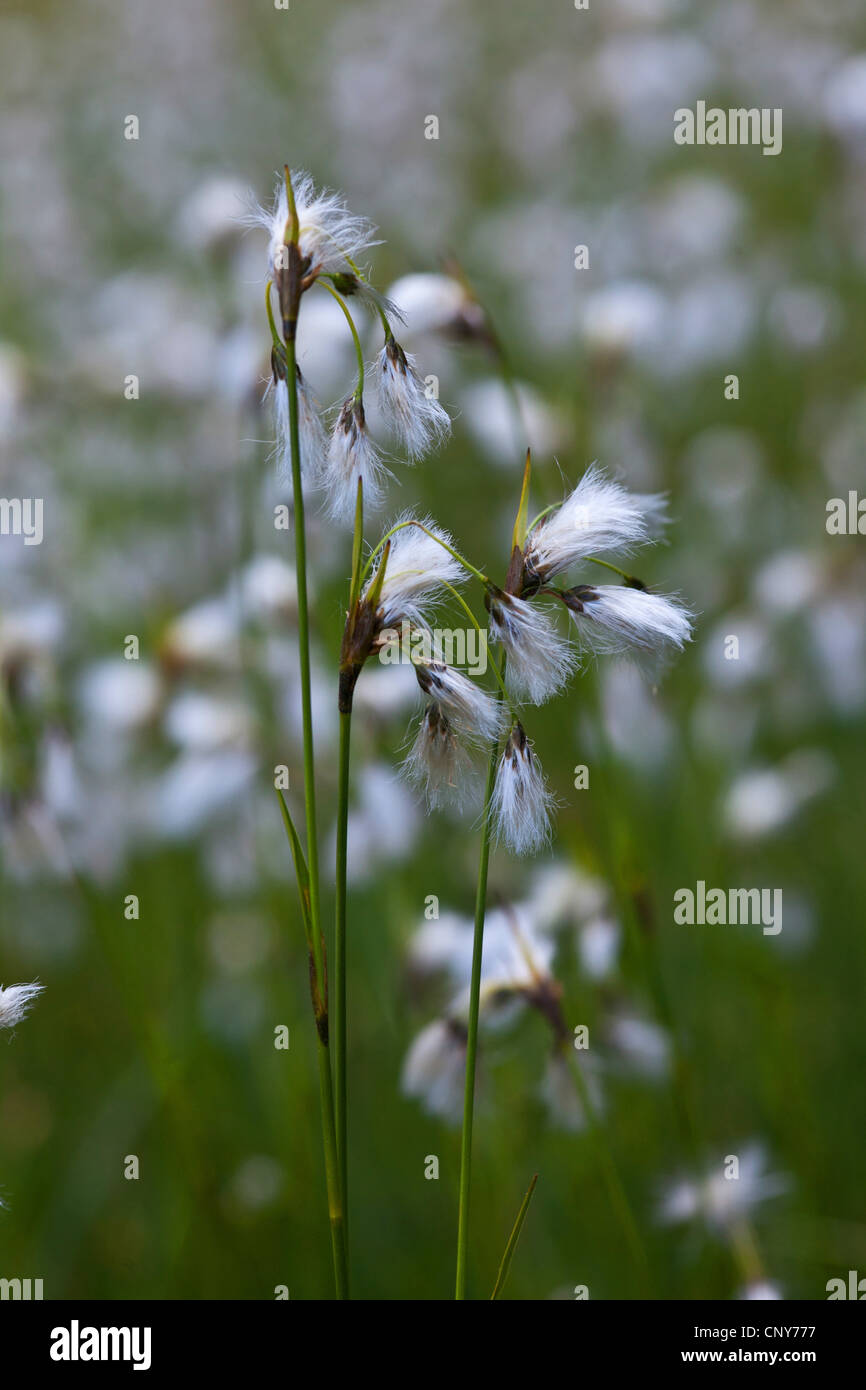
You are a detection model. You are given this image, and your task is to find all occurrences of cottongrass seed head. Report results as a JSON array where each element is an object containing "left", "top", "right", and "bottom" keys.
[
  {"left": 491, "top": 723, "right": 554, "bottom": 855},
  {"left": 373, "top": 516, "right": 466, "bottom": 629},
  {"left": 250, "top": 170, "right": 379, "bottom": 283},
  {"left": 403, "top": 660, "right": 504, "bottom": 808},
  {"left": 487, "top": 589, "right": 577, "bottom": 704},
  {"left": 0, "top": 982, "right": 44, "bottom": 1030},
  {"left": 524, "top": 464, "right": 662, "bottom": 583},
  {"left": 271, "top": 367, "right": 328, "bottom": 484},
  {"left": 563, "top": 583, "right": 693, "bottom": 665},
  {"left": 414, "top": 660, "right": 504, "bottom": 745},
  {"left": 377, "top": 336, "right": 450, "bottom": 461},
  {"left": 323, "top": 396, "right": 388, "bottom": 522},
  {"left": 403, "top": 703, "right": 475, "bottom": 810}
]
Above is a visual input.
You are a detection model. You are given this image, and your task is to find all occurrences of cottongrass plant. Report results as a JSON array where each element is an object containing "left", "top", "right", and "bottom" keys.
[{"left": 253, "top": 167, "right": 694, "bottom": 1298}]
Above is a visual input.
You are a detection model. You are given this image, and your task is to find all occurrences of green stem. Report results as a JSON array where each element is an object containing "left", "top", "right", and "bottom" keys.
[
  {"left": 526, "top": 502, "right": 560, "bottom": 535},
  {"left": 585, "top": 555, "right": 636, "bottom": 582},
  {"left": 316, "top": 1039, "right": 348, "bottom": 1298},
  {"left": 334, "top": 706, "right": 352, "bottom": 1270},
  {"left": 455, "top": 654, "right": 505, "bottom": 1299},
  {"left": 284, "top": 329, "right": 349, "bottom": 1299},
  {"left": 318, "top": 279, "right": 366, "bottom": 398}
]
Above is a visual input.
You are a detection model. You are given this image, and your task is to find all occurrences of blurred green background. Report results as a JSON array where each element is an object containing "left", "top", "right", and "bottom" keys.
[{"left": 1, "top": 0, "right": 865, "bottom": 1299}]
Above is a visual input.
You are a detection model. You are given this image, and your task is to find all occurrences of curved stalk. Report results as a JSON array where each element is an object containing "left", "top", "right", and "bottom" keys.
[
  {"left": 455, "top": 652, "right": 505, "bottom": 1299},
  {"left": 361, "top": 519, "right": 490, "bottom": 590},
  {"left": 317, "top": 279, "right": 366, "bottom": 398}
]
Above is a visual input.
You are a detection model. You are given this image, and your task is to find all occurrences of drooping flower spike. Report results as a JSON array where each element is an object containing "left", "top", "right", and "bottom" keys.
[
  {"left": 561, "top": 583, "right": 693, "bottom": 663},
  {"left": 486, "top": 587, "right": 577, "bottom": 705},
  {"left": 403, "top": 703, "right": 475, "bottom": 811},
  {"left": 377, "top": 334, "right": 451, "bottom": 462},
  {"left": 490, "top": 722, "right": 555, "bottom": 855},
  {"left": 270, "top": 361, "right": 328, "bottom": 484},
  {"left": 323, "top": 396, "right": 388, "bottom": 522}
]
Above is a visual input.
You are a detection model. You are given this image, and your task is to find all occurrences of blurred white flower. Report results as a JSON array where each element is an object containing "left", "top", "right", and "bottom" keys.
[
  {"left": 768, "top": 286, "right": 841, "bottom": 353},
  {"left": 162, "top": 597, "right": 240, "bottom": 671},
  {"left": 824, "top": 55, "right": 866, "bottom": 152},
  {"left": 579, "top": 915, "right": 622, "bottom": 980},
  {"left": 152, "top": 750, "right": 257, "bottom": 840},
  {"left": 528, "top": 862, "right": 609, "bottom": 931},
  {"left": 386, "top": 273, "right": 481, "bottom": 340},
  {"left": 337, "top": 762, "right": 421, "bottom": 885},
  {"left": 580, "top": 281, "right": 666, "bottom": 358},
  {"left": 0, "top": 601, "right": 64, "bottom": 666},
  {"left": 459, "top": 378, "right": 565, "bottom": 468},
  {"left": 164, "top": 692, "right": 251, "bottom": 753},
  {"left": 809, "top": 594, "right": 866, "bottom": 715},
  {"left": 658, "top": 1144, "right": 790, "bottom": 1231},
  {"left": 177, "top": 176, "right": 248, "bottom": 251},
  {"left": 722, "top": 749, "right": 835, "bottom": 840},
  {"left": 606, "top": 1010, "right": 671, "bottom": 1080},
  {"left": 228, "top": 1155, "right": 284, "bottom": 1212},
  {"left": 235, "top": 554, "right": 298, "bottom": 623},
  {"left": 0, "top": 342, "right": 26, "bottom": 443},
  {"left": 408, "top": 903, "right": 555, "bottom": 998},
  {"left": 751, "top": 550, "right": 822, "bottom": 617},
  {"left": 78, "top": 659, "right": 161, "bottom": 733},
  {"left": 401, "top": 1018, "right": 467, "bottom": 1124},
  {"left": 738, "top": 1280, "right": 783, "bottom": 1301},
  {"left": 352, "top": 662, "right": 418, "bottom": 722},
  {"left": 599, "top": 663, "right": 674, "bottom": 772},
  {"left": 540, "top": 1053, "right": 602, "bottom": 1132},
  {"left": 703, "top": 614, "right": 775, "bottom": 690}
]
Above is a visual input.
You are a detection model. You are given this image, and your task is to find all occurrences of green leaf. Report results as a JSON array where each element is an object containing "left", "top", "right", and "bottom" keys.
[
  {"left": 511, "top": 448, "right": 532, "bottom": 553},
  {"left": 275, "top": 787, "right": 313, "bottom": 952},
  {"left": 490, "top": 1173, "right": 538, "bottom": 1300}
]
